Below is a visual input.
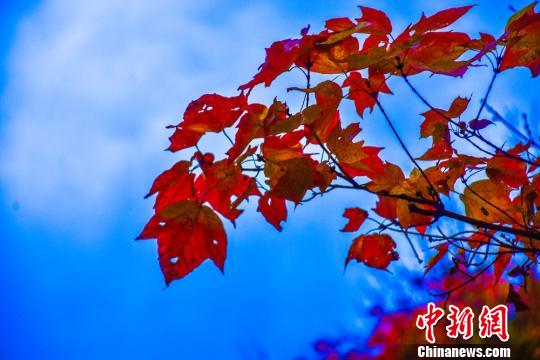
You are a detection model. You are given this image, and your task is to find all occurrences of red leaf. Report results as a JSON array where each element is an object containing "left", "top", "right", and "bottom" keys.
[
  {"left": 258, "top": 193, "right": 287, "bottom": 231},
  {"left": 346, "top": 233, "right": 398, "bottom": 270},
  {"left": 325, "top": 17, "right": 356, "bottom": 32},
  {"left": 168, "top": 94, "right": 246, "bottom": 152},
  {"left": 357, "top": 6, "right": 392, "bottom": 35},
  {"left": 419, "top": 97, "right": 469, "bottom": 160},
  {"left": 412, "top": 6, "right": 474, "bottom": 34},
  {"left": 343, "top": 71, "right": 391, "bottom": 118},
  {"left": 145, "top": 201, "right": 227, "bottom": 285},
  {"left": 240, "top": 35, "right": 317, "bottom": 91},
  {"left": 486, "top": 152, "right": 528, "bottom": 188},
  {"left": 227, "top": 100, "right": 295, "bottom": 161},
  {"left": 145, "top": 160, "right": 193, "bottom": 199},
  {"left": 373, "top": 196, "right": 397, "bottom": 221},
  {"left": 341, "top": 208, "right": 368, "bottom": 232},
  {"left": 195, "top": 158, "right": 260, "bottom": 223}
]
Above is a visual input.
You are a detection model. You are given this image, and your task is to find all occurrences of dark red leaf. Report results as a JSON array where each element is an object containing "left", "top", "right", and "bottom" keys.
[{"left": 340, "top": 208, "right": 368, "bottom": 232}]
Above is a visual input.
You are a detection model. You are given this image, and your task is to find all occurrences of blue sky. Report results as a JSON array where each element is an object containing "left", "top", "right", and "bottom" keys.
[{"left": 0, "top": 0, "right": 538, "bottom": 359}]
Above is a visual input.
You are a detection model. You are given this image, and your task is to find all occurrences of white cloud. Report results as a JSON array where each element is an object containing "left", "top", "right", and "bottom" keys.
[{"left": 0, "top": 0, "right": 285, "bottom": 230}]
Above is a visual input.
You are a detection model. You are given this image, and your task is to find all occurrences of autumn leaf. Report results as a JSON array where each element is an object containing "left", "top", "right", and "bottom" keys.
[
  {"left": 346, "top": 233, "right": 398, "bottom": 270},
  {"left": 486, "top": 153, "right": 528, "bottom": 188},
  {"left": 373, "top": 196, "right": 398, "bottom": 222},
  {"left": 461, "top": 179, "right": 514, "bottom": 224},
  {"left": 168, "top": 94, "right": 246, "bottom": 152},
  {"left": 341, "top": 208, "right": 368, "bottom": 232},
  {"left": 500, "top": 2, "right": 540, "bottom": 77},
  {"left": 424, "top": 243, "right": 449, "bottom": 275},
  {"left": 239, "top": 38, "right": 307, "bottom": 92},
  {"left": 312, "top": 161, "right": 337, "bottom": 192},
  {"left": 327, "top": 123, "right": 385, "bottom": 177},
  {"left": 343, "top": 71, "right": 391, "bottom": 118},
  {"left": 195, "top": 157, "right": 260, "bottom": 223},
  {"left": 306, "top": 36, "right": 360, "bottom": 73},
  {"left": 227, "top": 100, "right": 295, "bottom": 161},
  {"left": 264, "top": 157, "right": 314, "bottom": 203},
  {"left": 325, "top": 17, "right": 356, "bottom": 32},
  {"left": 145, "top": 160, "right": 194, "bottom": 201},
  {"left": 411, "top": 6, "right": 474, "bottom": 34},
  {"left": 258, "top": 193, "right": 287, "bottom": 231},
  {"left": 262, "top": 130, "right": 305, "bottom": 162},
  {"left": 367, "top": 162, "right": 405, "bottom": 193},
  {"left": 139, "top": 200, "right": 227, "bottom": 285},
  {"left": 419, "top": 97, "right": 469, "bottom": 160},
  {"left": 291, "top": 80, "right": 342, "bottom": 142},
  {"left": 356, "top": 6, "right": 392, "bottom": 35}
]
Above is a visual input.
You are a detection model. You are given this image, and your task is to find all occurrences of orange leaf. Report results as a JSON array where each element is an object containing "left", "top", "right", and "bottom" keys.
[
  {"left": 500, "top": 2, "right": 540, "bottom": 77},
  {"left": 424, "top": 243, "right": 449, "bottom": 275}
]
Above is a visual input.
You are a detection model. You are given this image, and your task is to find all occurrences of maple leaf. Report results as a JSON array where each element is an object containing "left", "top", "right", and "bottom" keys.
[
  {"left": 145, "top": 160, "right": 198, "bottom": 216},
  {"left": 411, "top": 6, "right": 474, "bottom": 34},
  {"left": 341, "top": 207, "right": 368, "bottom": 232},
  {"left": 257, "top": 193, "right": 287, "bottom": 231},
  {"left": 227, "top": 100, "right": 297, "bottom": 161},
  {"left": 424, "top": 243, "right": 449, "bottom": 275},
  {"left": 356, "top": 6, "right": 392, "bottom": 36},
  {"left": 346, "top": 233, "right": 398, "bottom": 270},
  {"left": 486, "top": 152, "right": 528, "bottom": 188},
  {"left": 461, "top": 179, "right": 514, "bottom": 224},
  {"left": 327, "top": 123, "right": 385, "bottom": 178},
  {"left": 373, "top": 196, "right": 398, "bottom": 222},
  {"left": 367, "top": 162, "right": 405, "bottom": 193},
  {"left": 168, "top": 94, "right": 246, "bottom": 151},
  {"left": 290, "top": 80, "right": 343, "bottom": 142},
  {"left": 500, "top": 2, "right": 540, "bottom": 77},
  {"left": 195, "top": 156, "right": 260, "bottom": 223},
  {"left": 385, "top": 168, "right": 438, "bottom": 232},
  {"left": 397, "top": 30, "right": 474, "bottom": 76},
  {"left": 239, "top": 37, "right": 307, "bottom": 92},
  {"left": 325, "top": 17, "right": 356, "bottom": 32},
  {"left": 264, "top": 157, "right": 314, "bottom": 203},
  {"left": 312, "top": 160, "right": 337, "bottom": 192},
  {"left": 145, "top": 160, "right": 195, "bottom": 201},
  {"left": 305, "top": 36, "right": 360, "bottom": 74},
  {"left": 419, "top": 97, "right": 469, "bottom": 160},
  {"left": 139, "top": 200, "right": 227, "bottom": 285},
  {"left": 343, "top": 71, "right": 391, "bottom": 118},
  {"left": 438, "top": 155, "right": 485, "bottom": 193},
  {"left": 262, "top": 130, "right": 305, "bottom": 162}
]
